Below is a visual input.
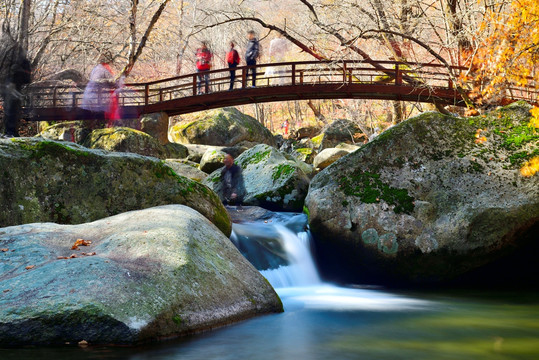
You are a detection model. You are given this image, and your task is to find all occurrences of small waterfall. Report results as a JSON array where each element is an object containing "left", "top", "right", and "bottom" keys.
[
  {"left": 260, "top": 225, "right": 320, "bottom": 288},
  {"left": 230, "top": 210, "right": 320, "bottom": 289}
]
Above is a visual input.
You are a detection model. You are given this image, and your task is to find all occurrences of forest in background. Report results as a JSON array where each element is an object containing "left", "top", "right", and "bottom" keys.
[{"left": 1, "top": 0, "right": 538, "bottom": 137}]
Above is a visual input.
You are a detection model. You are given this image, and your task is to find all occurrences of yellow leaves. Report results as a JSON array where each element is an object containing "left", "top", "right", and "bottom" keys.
[
  {"left": 520, "top": 156, "right": 539, "bottom": 177},
  {"left": 530, "top": 107, "right": 539, "bottom": 128}
]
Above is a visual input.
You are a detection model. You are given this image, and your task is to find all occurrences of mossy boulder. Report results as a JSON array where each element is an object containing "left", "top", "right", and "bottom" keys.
[
  {"left": 292, "top": 147, "right": 316, "bottom": 164},
  {"left": 204, "top": 144, "right": 310, "bottom": 211},
  {"left": 169, "top": 107, "right": 275, "bottom": 147},
  {"left": 0, "top": 205, "right": 282, "bottom": 346},
  {"left": 313, "top": 148, "right": 350, "bottom": 170},
  {"left": 305, "top": 102, "right": 538, "bottom": 285},
  {"left": 38, "top": 121, "right": 94, "bottom": 144},
  {"left": 82, "top": 127, "right": 173, "bottom": 159},
  {"left": 200, "top": 148, "right": 227, "bottom": 174},
  {"left": 314, "top": 119, "right": 364, "bottom": 150},
  {"left": 164, "top": 159, "right": 207, "bottom": 182},
  {"left": 0, "top": 138, "right": 231, "bottom": 235},
  {"left": 293, "top": 126, "right": 322, "bottom": 140}
]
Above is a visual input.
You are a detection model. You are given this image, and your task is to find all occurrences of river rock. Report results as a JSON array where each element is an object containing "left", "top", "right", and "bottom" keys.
[
  {"left": 313, "top": 148, "right": 350, "bottom": 170},
  {"left": 140, "top": 112, "right": 170, "bottom": 145},
  {"left": 292, "top": 148, "right": 316, "bottom": 164},
  {"left": 0, "top": 205, "right": 283, "bottom": 346},
  {"left": 38, "top": 121, "right": 93, "bottom": 144},
  {"left": 305, "top": 102, "right": 539, "bottom": 285},
  {"left": 311, "top": 119, "right": 364, "bottom": 150},
  {"left": 204, "top": 144, "right": 310, "bottom": 211},
  {"left": 82, "top": 127, "right": 169, "bottom": 158},
  {"left": 164, "top": 159, "right": 208, "bottom": 182},
  {"left": 169, "top": 107, "right": 275, "bottom": 147},
  {"left": 200, "top": 148, "right": 227, "bottom": 174},
  {"left": 293, "top": 126, "right": 322, "bottom": 140},
  {"left": 0, "top": 138, "right": 231, "bottom": 235}
]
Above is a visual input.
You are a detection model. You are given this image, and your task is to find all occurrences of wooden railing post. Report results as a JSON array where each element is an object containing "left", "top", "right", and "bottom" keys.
[
  {"left": 395, "top": 64, "right": 402, "bottom": 86},
  {"left": 53, "top": 87, "right": 57, "bottom": 107},
  {"left": 144, "top": 84, "right": 149, "bottom": 105},
  {"left": 343, "top": 62, "right": 347, "bottom": 83},
  {"left": 292, "top": 64, "right": 296, "bottom": 86},
  {"left": 242, "top": 68, "right": 247, "bottom": 88},
  {"left": 159, "top": 88, "right": 163, "bottom": 102},
  {"left": 72, "top": 92, "right": 76, "bottom": 108},
  {"left": 300, "top": 70, "right": 304, "bottom": 85},
  {"left": 192, "top": 75, "right": 197, "bottom": 96}
]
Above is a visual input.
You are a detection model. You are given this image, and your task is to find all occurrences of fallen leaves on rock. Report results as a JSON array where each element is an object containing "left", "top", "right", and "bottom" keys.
[
  {"left": 25, "top": 265, "right": 35, "bottom": 270},
  {"left": 3, "top": 289, "right": 10, "bottom": 293},
  {"left": 1, "top": 248, "right": 8, "bottom": 252},
  {"left": 71, "top": 239, "right": 92, "bottom": 250}
]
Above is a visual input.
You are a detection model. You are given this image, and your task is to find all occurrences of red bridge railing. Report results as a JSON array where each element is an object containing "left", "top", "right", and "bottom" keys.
[{"left": 22, "top": 60, "right": 538, "bottom": 120}]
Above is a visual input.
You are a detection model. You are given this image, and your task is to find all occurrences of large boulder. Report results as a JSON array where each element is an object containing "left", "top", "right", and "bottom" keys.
[
  {"left": 0, "top": 205, "right": 282, "bottom": 346},
  {"left": 38, "top": 121, "right": 93, "bottom": 144},
  {"left": 311, "top": 119, "right": 365, "bottom": 150},
  {"left": 169, "top": 107, "right": 275, "bottom": 147},
  {"left": 164, "top": 159, "right": 208, "bottom": 182},
  {"left": 140, "top": 112, "right": 169, "bottom": 145},
  {"left": 82, "top": 127, "right": 170, "bottom": 159},
  {"left": 305, "top": 102, "right": 539, "bottom": 285},
  {"left": 313, "top": 148, "right": 350, "bottom": 170},
  {"left": 204, "top": 144, "right": 310, "bottom": 211},
  {"left": 200, "top": 148, "right": 227, "bottom": 174},
  {"left": 0, "top": 138, "right": 231, "bottom": 235}
]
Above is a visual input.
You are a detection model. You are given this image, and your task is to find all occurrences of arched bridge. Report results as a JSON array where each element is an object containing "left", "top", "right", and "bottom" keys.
[{"left": 22, "top": 60, "right": 537, "bottom": 121}]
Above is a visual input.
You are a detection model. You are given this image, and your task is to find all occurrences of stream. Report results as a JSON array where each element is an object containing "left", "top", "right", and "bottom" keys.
[{"left": 2, "top": 209, "right": 538, "bottom": 359}]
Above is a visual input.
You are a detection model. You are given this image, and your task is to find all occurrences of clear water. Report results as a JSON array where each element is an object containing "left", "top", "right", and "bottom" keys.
[{"left": 2, "top": 211, "right": 539, "bottom": 359}]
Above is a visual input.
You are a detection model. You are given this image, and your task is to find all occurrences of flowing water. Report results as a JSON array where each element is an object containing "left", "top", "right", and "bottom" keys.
[{"left": 2, "top": 210, "right": 539, "bottom": 359}]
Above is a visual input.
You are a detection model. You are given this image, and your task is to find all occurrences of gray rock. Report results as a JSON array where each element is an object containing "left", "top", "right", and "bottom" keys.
[
  {"left": 140, "top": 112, "right": 170, "bottom": 145},
  {"left": 0, "top": 205, "right": 283, "bottom": 346},
  {"left": 305, "top": 102, "right": 539, "bottom": 284},
  {"left": 164, "top": 159, "right": 207, "bottom": 182},
  {"left": 0, "top": 138, "right": 231, "bottom": 235},
  {"left": 204, "top": 144, "right": 310, "bottom": 211},
  {"left": 169, "top": 107, "right": 275, "bottom": 147},
  {"left": 312, "top": 119, "right": 365, "bottom": 150},
  {"left": 82, "top": 127, "right": 170, "bottom": 159},
  {"left": 200, "top": 148, "right": 227, "bottom": 174},
  {"left": 38, "top": 121, "right": 93, "bottom": 144},
  {"left": 313, "top": 148, "right": 350, "bottom": 169}
]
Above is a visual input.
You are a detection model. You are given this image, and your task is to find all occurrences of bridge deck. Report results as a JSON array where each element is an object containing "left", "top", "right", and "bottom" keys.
[{"left": 22, "top": 60, "right": 537, "bottom": 121}]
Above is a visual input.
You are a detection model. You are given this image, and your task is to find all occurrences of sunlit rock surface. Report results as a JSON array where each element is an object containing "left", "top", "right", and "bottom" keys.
[
  {"left": 169, "top": 107, "right": 275, "bottom": 147},
  {"left": 306, "top": 102, "right": 539, "bottom": 284},
  {"left": 0, "top": 205, "right": 282, "bottom": 346},
  {"left": 0, "top": 138, "right": 230, "bottom": 235},
  {"left": 204, "top": 144, "right": 310, "bottom": 211}
]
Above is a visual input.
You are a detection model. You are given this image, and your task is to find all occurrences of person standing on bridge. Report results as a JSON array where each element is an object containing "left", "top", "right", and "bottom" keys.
[
  {"left": 226, "top": 41, "right": 241, "bottom": 91},
  {"left": 195, "top": 41, "right": 212, "bottom": 94},
  {"left": 245, "top": 30, "right": 260, "bottom": 87}
]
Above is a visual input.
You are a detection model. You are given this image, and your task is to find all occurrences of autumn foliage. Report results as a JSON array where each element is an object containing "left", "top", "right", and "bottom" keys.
[{"left": 473, "top": 0, "right": 538, "bottom": 177}]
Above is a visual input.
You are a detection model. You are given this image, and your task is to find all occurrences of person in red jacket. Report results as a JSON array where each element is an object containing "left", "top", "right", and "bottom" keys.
[
  {"left": 195, "top": 41, "right": 212, "bottom": 94},
  {"left": 226, "top": 41, "right": 241, "bottom": 91}
]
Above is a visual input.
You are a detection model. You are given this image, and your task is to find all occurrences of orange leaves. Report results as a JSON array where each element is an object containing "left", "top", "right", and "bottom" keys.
[
  {"left": 1, "top": 248, "right": 8, "bottom": 252},
  {"left": 71, "top": 239, "right": 92, "bottom": 250},
  {"left": 474, "top": 129, "right": 487, "bottom": 144},
  {"left": 520, "top": 156, "right": 539, "bottom": 177},
  {"left": 57, "top": 239, "right": 97, "bottom": 260},
  {"left": 25, "top": 265, "right": 35, "bottom": 270}
]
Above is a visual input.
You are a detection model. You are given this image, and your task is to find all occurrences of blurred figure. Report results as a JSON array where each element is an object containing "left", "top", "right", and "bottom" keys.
[
  {"left": 245, "top": 30, "right": 260, "bottom": 87},
  {"left": 226, "top": 41, "right": 241, "bottom": 91},
  {"left": 195, "top": 41, "right": 212, "bottom": 94},
  {"left": 2, "top": 52, "right": 31, "bottom": 137},
  {"left": 265, "top": 33, "right": 289, "bottom": 85},
  {"left": 221, "top": 153, "right": 245, "bottom": 205},
  {"left": 81, "top": 51, "right": 118, "bottom": 123}
]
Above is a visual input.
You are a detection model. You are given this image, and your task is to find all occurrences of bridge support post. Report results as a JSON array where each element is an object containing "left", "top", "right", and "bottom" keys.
[
  {"left": 241, "top": 68, "right": 247, "bottom": 88},
  {"left": 292, "top": 64, "right": 296, "bottom": 86}
]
